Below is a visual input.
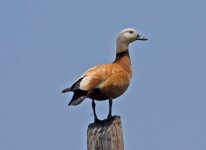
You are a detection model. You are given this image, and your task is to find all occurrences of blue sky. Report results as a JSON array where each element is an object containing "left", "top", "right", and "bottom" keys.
[{"left": 0, "top": 0, "right": 206, "bottom": 150}]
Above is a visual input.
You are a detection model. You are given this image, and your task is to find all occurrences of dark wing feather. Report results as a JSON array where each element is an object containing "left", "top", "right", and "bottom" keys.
[
  {"left": 62, "top": 87, "right": 71, "bottom": 93},
  {"left": 68, "top": 90, "right": 88, "bottom": 106},
  {"left": 61, "top": 76, "right": 84, "bottom": 93}
]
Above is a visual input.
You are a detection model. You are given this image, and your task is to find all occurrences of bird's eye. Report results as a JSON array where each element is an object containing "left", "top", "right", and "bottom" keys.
[{"left": 129, "top": 31, "right": 133, "bottom": 34}]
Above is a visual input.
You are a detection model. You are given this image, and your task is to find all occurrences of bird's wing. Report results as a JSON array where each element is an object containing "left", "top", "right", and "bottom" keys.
[
  {"left": 62, "top": 65, "right": 107, "bottom": 93},
  {"left": 80, "top": 63, "right": 130, "bottom": 91},
  {"left": 98, "top": 72, "right": 131, "bottom": 90},
  {"left": 65, "top": 64, "right": 126, "bottom": 92},
  {"left": 78, "top": 64, "right": 112, "bottom": 91},
  {"left": 81, "top": 64, "right": 131, "bottom": 99}
]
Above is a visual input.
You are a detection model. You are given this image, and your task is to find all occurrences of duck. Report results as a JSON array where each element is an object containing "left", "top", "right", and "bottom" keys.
[{"left": 62, "top": 28, "right": 147, "bottom": 123}]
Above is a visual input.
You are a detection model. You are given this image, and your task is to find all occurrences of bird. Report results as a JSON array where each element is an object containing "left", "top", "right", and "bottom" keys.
[{"left": 62, "top": 28, "right": 147, "bottom": 123}]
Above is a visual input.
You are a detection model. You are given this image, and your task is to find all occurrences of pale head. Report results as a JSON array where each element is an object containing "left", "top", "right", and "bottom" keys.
[{"left": 116, "top": 28, "right": 147, "bottom": 54}]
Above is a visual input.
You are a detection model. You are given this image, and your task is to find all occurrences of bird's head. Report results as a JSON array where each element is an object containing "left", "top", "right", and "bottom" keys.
[{"left": 116, "top": 28, "right": 147, "bottom": 54}]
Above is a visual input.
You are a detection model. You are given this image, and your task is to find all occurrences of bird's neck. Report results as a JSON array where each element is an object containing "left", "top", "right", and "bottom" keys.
[
  {"left": 114, "top": 50, "right": 132, "bottom": 74},
  {"left": 116, "top": 39, "right": 129, "bottom": 54}
]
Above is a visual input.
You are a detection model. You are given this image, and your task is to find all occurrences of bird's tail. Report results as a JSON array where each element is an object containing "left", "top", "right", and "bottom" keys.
[
  {"left": 68, "top": 90, "right": 88, "bottom": 106},
  {"left": 62, "top": 87, "right": 71, "bottom": 93}
]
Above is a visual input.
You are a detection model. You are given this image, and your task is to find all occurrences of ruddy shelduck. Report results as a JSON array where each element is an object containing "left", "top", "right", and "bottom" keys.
[{"left": 62, "top": 28, "right": 147, "bottom": 122}]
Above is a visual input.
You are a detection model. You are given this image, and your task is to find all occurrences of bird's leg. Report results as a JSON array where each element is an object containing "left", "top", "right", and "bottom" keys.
[
  {"left": 107, "top": 99, "right": 114, "bottom": 120},
  {"left": 92, "top": 100, "right": 101, "bottom": 123}
]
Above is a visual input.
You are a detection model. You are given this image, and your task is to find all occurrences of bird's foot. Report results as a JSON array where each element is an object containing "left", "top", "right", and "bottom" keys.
[
  {"left": 107, "top": 114, "right": 116, "bottom": 121},
  {"left": 94, "top": 118, "right": 103, "bottom": 123}
]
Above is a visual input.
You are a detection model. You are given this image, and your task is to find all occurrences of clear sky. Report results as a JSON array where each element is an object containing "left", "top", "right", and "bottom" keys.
[{"left": 1, "top": 0, "right": 206, "bottom": 150}]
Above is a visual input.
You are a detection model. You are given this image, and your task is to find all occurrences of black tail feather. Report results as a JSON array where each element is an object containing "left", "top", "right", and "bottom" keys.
[
  {"left": 62, "top": 87, "right": 71, "bottom": 93},
  {"left": 68, "top": 90, "right": 88, "bottom": 106}
]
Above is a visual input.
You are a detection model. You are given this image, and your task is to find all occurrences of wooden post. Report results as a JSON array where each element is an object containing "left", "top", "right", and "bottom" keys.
[{"left": 87, "top": 116, "right": 124, "bottom": 150}]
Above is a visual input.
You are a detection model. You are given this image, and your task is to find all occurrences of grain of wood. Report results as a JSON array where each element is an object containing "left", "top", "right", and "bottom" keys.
[{"left": 87, "top": 116, "right": 124, "bottom": 150}]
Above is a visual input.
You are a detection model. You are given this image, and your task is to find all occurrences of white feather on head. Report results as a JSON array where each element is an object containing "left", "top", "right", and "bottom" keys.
[{"left": 116, "top": 28, "right": 138, "bottom": 54}]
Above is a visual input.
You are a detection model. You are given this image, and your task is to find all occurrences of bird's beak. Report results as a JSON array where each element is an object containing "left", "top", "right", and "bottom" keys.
[{"left": 136, "top": 35, "right": 148, "bottom": 41}]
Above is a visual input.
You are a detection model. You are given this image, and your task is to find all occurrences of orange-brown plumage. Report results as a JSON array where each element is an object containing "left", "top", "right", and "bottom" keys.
[
  {"left": 62, "top": 28, "right": 147, "bottom": 122},
  {"left": 83, "top": 51, "right": 132, "bottom": 100}
]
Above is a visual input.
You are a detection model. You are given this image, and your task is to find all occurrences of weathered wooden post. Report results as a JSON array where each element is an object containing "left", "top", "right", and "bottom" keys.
[{"left": 87, "top": 116, "right": 124, "bottom": 150}]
